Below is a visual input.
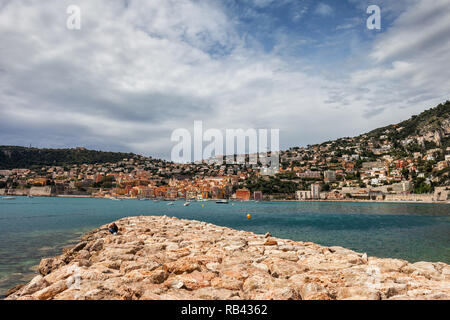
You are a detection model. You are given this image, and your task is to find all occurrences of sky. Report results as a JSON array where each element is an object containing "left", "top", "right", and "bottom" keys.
[{"left": 0, "top": 0, "right": 449, "bottom": 160}]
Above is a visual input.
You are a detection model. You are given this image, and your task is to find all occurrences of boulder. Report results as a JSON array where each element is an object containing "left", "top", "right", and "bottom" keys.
[
  {"left": 19, "top": 275, "right": 49, "bottom": 296},
  {"left": 300, "top": 282, "right": 329, "bottom": 300},
  {"left": 7, "top": 216, "right": 450, "bottom": 300},
  {"left": 264, "top": 239, "right": 278, "bottom": 246},
  {"left": 38, "top": 258, "right": 64, "bottom": 276},
  {"left": 33, "top": 280, "right": 68, "bottom": 300},
  {"left": 337, "top": 286, "right": 381, "bottom": 300}
]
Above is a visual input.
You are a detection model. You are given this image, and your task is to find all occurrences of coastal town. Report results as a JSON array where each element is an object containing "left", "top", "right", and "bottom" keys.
[
  {"left": 0, "top": 135, "right": 449, "bottom": 203},
  {"left": 1, "top": 102, "right": 449, "bottom": 203}
]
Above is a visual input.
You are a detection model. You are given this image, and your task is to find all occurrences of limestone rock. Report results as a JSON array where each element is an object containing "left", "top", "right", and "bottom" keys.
[
  {"left": 38, "top": 258, "right": 64, "bottom": 276},
  {"left": 7, "top": 216, "right": 450, "bottom": 300},
  {"left": 170, "top": 280, "right": 185, "bottom": 290},
  {"left": 148, "top": 269, "right": 168, "bottom": 284},
  {"left": 300, "top": 282, "right": 329, "bottom": 300},
  {"left": 20, "top": 275, "right": 50, "bottom": 296},
  {"left": 33, "top": 280, "right": 68, "bottom": 300}
]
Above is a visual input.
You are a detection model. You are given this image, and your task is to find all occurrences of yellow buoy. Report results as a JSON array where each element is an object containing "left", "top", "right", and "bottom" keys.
[
  {"left": 247, "top": 214, "right": 252, "bottom": 220},
  {"left": 202, "top": 204, "right": 204, "bottom": 208}
]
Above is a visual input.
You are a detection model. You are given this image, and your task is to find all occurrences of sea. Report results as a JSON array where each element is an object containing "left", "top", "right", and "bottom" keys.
[{"left": 0, "top": 196, "right": 449, "bottom": 297}]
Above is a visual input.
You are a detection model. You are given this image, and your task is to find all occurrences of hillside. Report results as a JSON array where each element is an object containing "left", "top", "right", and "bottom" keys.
[
  {"left": 312, "top": 101, "right": 450, "bottom": 149},
  {"left": 365, "top": 100, "right": 450, "bottom": 149},
  {"left": 0, "top": 146, "right": 136, "bottom": 170}
]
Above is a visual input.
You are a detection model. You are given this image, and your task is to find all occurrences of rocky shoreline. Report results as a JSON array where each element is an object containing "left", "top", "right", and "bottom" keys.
[{"left": 5, "top": 215, "right": 450, "bottom": 300}]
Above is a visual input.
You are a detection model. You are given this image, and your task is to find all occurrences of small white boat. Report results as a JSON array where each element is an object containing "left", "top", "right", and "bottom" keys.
[
  {"left": 167, "top": 202, "right": 174, "bottom": 205},
  {"left": 111, "top": 197, "right": 122, "bottom": 201},
  {"left": 216, "top": 199, "right": 229, "bottom": 204},
  {"left": 183, "top": 202, "right": 190, "bottom": 206},
  {"left": 2, "top": 196, "right": 16, "bottom": 200}
]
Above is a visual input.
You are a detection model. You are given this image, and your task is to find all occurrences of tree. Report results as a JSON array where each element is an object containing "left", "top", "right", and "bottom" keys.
[
  {"left": 413, "top": 178, "right": 433, "bottom": 194},
  {"left": 401, "top": 168, "right": 409, "bottom": 180}
]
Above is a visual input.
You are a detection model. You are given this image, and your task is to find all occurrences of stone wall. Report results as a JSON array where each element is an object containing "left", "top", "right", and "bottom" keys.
[
  {"left": 29, "top": 186, "right": 54, "bottom": 197},
  {"left": 434, "top": 187, "right": 450, "bottom": 202},
  {"left": 384, "top": 193, "right": 434, "bottom": 202},
  {"left": 0, "top": 188, "right": 28, "bottom": 196}
]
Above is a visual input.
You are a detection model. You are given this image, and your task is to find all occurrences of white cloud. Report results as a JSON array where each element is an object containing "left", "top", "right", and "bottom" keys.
[
  {"left": 370, "top": 0, "right": 450, "bottom": 62},
  {"left": 346, "top": 0, "right": 450, "bottom": 117},
  {"left": 314, "top": 3, "right": 333, "bottom": 16}
]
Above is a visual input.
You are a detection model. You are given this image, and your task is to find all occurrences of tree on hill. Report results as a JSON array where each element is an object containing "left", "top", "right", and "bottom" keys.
[{"left": 0, "top": 146, "right": 136, "bottom": 169}]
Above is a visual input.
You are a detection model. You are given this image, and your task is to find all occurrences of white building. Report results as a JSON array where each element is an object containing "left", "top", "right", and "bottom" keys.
[
  {"left": 296, "top": 190, "right": 311, "bottom": 200},
  {"left": 311, "top": 184, "right": 321, "bottom": 200}
]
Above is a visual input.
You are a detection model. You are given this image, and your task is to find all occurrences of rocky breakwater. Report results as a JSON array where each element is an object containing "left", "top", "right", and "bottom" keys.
[{"left": 6, "top": 216, "right": 450, "bottom": 300}]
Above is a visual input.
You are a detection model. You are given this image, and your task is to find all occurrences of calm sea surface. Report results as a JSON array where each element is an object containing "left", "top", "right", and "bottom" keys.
[{"left": 0, "top": 196, "right": 449, "bottom": 297}]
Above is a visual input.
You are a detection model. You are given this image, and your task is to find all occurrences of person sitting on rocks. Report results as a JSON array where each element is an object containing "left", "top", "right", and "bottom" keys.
[{"left": 108, "top": 223, "right": 119, "bottom": 235}]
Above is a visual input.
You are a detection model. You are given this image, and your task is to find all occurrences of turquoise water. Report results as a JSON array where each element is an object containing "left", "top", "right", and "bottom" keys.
[{"left": 0, "top": 196, "right": 449, "bottom": 297}]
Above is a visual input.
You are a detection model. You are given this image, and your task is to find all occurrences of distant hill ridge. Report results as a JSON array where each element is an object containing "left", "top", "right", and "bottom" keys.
[
  {"left": 312, "top": 100, "right": 450, "bottom": 150},
  {"left": 365, "top": 100, "right": 450, "bottom": 148},
  {"left": 0, "top": 146, "right": 136, "bottom": 170}
]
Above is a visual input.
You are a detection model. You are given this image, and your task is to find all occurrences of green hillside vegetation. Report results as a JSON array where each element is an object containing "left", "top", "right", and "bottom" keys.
[
  {"left": 0, "top": 146, "right": 136, "bottom": 169},
  {"left": 366, "top": 100, "right": 450, "bottom": 141}
]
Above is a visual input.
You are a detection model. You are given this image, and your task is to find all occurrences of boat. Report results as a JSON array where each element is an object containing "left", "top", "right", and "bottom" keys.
[
  {"left": 216, "top": 199, "right": 229, "bottom": 204},
  {"left": 2, "top": 196, "right": 16, "bottom": 200},
  {"left": 139, "top": 198, "right": 149, "bottom": 201},
  {"left": 183, "top": 202, "right": 190, "bottom": 206},
  {"left": 27, "top": 195, "right": 34, "bottom": 198},
  {"left": 111, "top": 197, "right": 122, "bottom": 201},
  {"left": 167, "top": 202, "right": 174, "bottom": 205}
]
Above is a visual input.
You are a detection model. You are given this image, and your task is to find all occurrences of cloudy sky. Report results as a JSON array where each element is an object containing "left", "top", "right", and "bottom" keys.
[{"left": 0, "top": 0, "right": 449, "bottom": 160}]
